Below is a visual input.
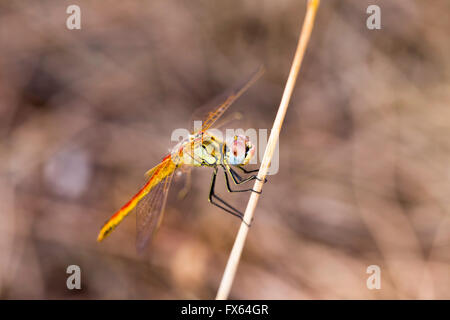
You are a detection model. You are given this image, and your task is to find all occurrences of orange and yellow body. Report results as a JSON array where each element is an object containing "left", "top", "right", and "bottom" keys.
[
  {"left": 97, "top": 155, "right": 177, "bottom": 242},
  {"left": 97, "top": 131, "right": 255, "bottom": 242}
]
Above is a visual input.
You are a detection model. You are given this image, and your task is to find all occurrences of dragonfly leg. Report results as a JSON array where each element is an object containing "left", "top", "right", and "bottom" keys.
[
  {"left": 208, "top": 167, "right": 250, "bottom": 226},
  {"left": 223, "top": 166, "right": 262, "bottom": 193},
  {"left": 236, "top": 165, "right": 259, "bottom": 174},
  {"left": 228, "top": 166, "right": 260, "bottom": 185},
  {"left": 234, "top": 165, "right": 267, "bottom": 183}
]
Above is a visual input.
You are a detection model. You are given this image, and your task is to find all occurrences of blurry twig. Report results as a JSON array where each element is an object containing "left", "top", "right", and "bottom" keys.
[{"left": 216, "top": 0, "right": 320, "bottom": 300}]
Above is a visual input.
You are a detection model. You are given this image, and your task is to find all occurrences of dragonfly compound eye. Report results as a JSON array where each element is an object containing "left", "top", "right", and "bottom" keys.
[
  {"left": 243, "top": 137, "right": 255, "bottom": 165},
  {"left": 225, "top": 135, "right": 254, "bottom": 165}
]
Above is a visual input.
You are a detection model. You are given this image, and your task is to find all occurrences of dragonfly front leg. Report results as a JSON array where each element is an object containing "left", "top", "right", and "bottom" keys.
[
  {"left": 236, "top": 165, "right": 259, "bottom": 174},
  {"left": 233, "top": 166, "right": 267, "bottom": 183},
  {"left": 223, "top": 165, "right": 263, "bottom": 192},
  {"left": 208, "top": 167, "right": 250, "bottom": 226}
]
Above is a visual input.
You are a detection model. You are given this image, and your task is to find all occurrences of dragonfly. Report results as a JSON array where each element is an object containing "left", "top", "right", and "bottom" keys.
[{"left": 97, "top": 67, "right": 265, "bottom": 251}]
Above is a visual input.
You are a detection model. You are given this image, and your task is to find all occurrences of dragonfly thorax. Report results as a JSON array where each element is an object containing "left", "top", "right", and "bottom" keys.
[{"left": 170, "top": 132, "right": 219, "bottom": 167}]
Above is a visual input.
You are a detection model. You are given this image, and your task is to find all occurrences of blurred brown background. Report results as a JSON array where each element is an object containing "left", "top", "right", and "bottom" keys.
[{"left": 1, "top": 0, "right": 449, "bottom": 299}]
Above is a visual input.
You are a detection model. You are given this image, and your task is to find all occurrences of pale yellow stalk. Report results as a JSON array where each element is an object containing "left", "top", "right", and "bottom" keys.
[{"left": 216, "top": 0, "right": 321, "bottom": 300}]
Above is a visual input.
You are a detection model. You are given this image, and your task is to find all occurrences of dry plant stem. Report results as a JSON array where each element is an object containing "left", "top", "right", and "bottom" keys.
[{"left": 216, "top": 0, "right": 320, "bottom": 300}]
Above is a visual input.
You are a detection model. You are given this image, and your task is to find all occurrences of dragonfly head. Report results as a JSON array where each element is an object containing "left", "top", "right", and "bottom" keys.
[{"left": 224, "top": 135, "right": 255, "bottom": 166}]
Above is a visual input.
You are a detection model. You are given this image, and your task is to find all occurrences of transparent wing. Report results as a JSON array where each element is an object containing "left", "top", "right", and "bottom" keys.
[
  {"left": 190, "top": 110, "right": 244, "bottom": 134},
  {"left": 97, "top": 157, "right": 175, "bottom": 243},
  {"left": 135, "top": 165, "right": 176, "bottom": 253},
  {"left": 190, "top": 66, "right": 264, "bottom": 134}
]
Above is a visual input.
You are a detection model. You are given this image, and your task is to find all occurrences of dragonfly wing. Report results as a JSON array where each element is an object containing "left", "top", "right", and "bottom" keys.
[
  {"left": 192, "top": 66, "right": 264, "bottom": 133},
  {"left": 136, "top": 166, "right": 175, "bottom": 252},
  {"left": 97, "top": 156, "right": 176, "bottom": 243}
]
